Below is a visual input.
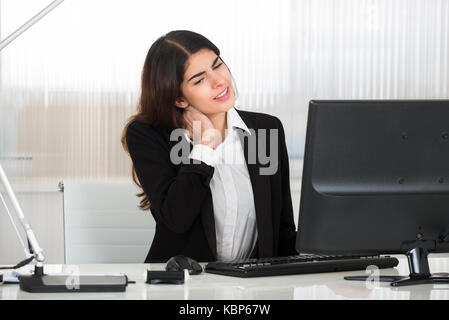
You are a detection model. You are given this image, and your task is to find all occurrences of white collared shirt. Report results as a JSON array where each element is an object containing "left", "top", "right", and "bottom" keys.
[{"left": 185, "top": 107, "right": 258, "bottom": 262}]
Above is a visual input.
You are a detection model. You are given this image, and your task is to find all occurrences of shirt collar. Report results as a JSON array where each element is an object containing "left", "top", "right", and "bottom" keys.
[
  {"left": 227, "top": 106, "right": 251, "bottom": 135},
  {"left": 183, "top": 106, "right": 251, "bottom": 143}
]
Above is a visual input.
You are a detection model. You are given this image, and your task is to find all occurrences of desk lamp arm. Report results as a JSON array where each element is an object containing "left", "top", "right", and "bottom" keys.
[
  {"left": 0, "top": 0, "right": 64, "bottom": 274},
  {"left": 0, "top": 165, "right": 45, "bottom": 269}
]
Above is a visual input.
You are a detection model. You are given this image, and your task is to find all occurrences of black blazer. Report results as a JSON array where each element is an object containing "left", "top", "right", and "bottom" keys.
[{"left": 126, "top": 108, "right": 298, "bottom": 263}]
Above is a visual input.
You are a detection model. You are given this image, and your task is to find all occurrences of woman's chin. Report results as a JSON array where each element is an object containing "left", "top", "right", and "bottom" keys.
[{"left": 202, "top": 101, "right": 235, "bottom": 116}]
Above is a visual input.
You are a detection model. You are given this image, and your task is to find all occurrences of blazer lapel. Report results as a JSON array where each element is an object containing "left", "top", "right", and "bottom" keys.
[
  {"left": 236, "top": 110, "right": 274, "bottom": 258},
  {"left": 169, "top": 132, "right": 218, "bottom": 260}
]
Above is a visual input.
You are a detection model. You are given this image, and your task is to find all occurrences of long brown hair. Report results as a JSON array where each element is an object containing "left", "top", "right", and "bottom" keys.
[{"left": 121, "top": 30, "right": 221, "bottom": 210}]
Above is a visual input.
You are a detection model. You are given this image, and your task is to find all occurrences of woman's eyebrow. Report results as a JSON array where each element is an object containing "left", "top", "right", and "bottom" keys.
[
  {"left": 188, "top": 71, "right": 205, "bottom": 82},
  {"left": 187, "top": 56, "right": 221, "bottom": 82},
  {"left": 211, "top": 56, "right": 220, "bottom": 67}
]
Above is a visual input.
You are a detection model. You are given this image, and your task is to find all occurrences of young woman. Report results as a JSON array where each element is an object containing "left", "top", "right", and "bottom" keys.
[{"left": 122, "top": 30, "right": 297, "bottom": 263}]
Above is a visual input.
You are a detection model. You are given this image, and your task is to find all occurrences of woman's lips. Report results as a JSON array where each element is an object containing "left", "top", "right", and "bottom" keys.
[{"left": 214, "top": 87, "right": 230, "bottom": 101}]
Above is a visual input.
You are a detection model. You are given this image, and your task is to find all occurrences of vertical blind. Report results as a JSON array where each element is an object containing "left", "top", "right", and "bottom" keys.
[{"left": 0, "top": 0, "right": 448, "bottom": 180}]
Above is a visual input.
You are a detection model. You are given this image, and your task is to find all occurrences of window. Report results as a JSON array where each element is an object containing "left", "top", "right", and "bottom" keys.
[{"left": 1, "top": 0, "right": 448, "bottom": 180}]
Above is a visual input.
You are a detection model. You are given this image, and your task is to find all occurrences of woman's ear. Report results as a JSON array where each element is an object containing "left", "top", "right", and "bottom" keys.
[{"left": 175, "top": 97, "right": 189, "bottom": 109}]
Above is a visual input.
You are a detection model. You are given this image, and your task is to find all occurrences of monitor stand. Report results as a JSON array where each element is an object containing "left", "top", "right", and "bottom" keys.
[{"left": 344, "top": 247, "right": 449, "bottom": 287}]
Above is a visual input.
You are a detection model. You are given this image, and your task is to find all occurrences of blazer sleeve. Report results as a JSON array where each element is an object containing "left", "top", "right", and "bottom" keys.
[
  {"left": 276, "top": 117, "right": 299, "bottom": 255},
  {"left": 126, "top": 122, "right": 214, "bottom": 234}
]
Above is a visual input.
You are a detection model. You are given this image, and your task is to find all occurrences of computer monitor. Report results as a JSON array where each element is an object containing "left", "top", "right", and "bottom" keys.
[{"left": 297, "top": 100, "right": 449, "bottom": 286}]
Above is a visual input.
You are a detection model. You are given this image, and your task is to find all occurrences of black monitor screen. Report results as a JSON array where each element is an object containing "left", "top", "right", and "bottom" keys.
[{"left": 297, "top": 100, "right": 449, "bottom": 255}]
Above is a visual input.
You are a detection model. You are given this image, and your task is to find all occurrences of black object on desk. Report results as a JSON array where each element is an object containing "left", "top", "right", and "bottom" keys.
[
  {"left": 298, "top": 100, "right": 449, "bottom": 287},
  {"left": 205, "top": 254, "right": 399, "bottom": 278},
  {"left": 146, "top": 270, "right": 185, "bottom": 284},
  {"left": 165, "top": 255, "right": 202, "bottom": 275},
  {"left": 19, "top": 273, "right": 129, "bottom": 293}
]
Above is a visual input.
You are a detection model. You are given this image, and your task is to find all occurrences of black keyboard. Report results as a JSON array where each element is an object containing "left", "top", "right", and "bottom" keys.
[{"left": 205, "top": 254, "right": 399, "bottom": 278}]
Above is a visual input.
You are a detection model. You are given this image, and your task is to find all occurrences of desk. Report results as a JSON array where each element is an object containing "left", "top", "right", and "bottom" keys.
[{"left": 1, "top": 255, "right": 449, "bottom": 300}]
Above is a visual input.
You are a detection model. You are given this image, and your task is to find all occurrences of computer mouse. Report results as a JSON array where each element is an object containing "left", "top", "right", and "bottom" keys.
[{"left": 165, "top": 255, "right": 203, "bottom": 275}]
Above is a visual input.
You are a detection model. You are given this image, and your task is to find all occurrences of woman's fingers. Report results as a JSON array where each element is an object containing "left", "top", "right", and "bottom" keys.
[{"left": 182, "top": 106, "right": 219, "bottom": 148}]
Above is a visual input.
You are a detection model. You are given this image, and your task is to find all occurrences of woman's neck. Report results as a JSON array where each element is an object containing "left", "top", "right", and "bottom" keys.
[{"left": 207, "top": 111, "right": 227, "bottom": 141}]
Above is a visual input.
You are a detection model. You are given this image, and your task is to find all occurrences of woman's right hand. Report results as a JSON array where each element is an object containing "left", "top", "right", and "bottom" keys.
[{"left": 183, "top": 106, "right": 221, "bottom": 149}]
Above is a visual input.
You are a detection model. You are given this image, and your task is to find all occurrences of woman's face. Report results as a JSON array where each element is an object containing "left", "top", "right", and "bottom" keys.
[{"left": 177, "top": 49, "right": 235, "bottom": 116}]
